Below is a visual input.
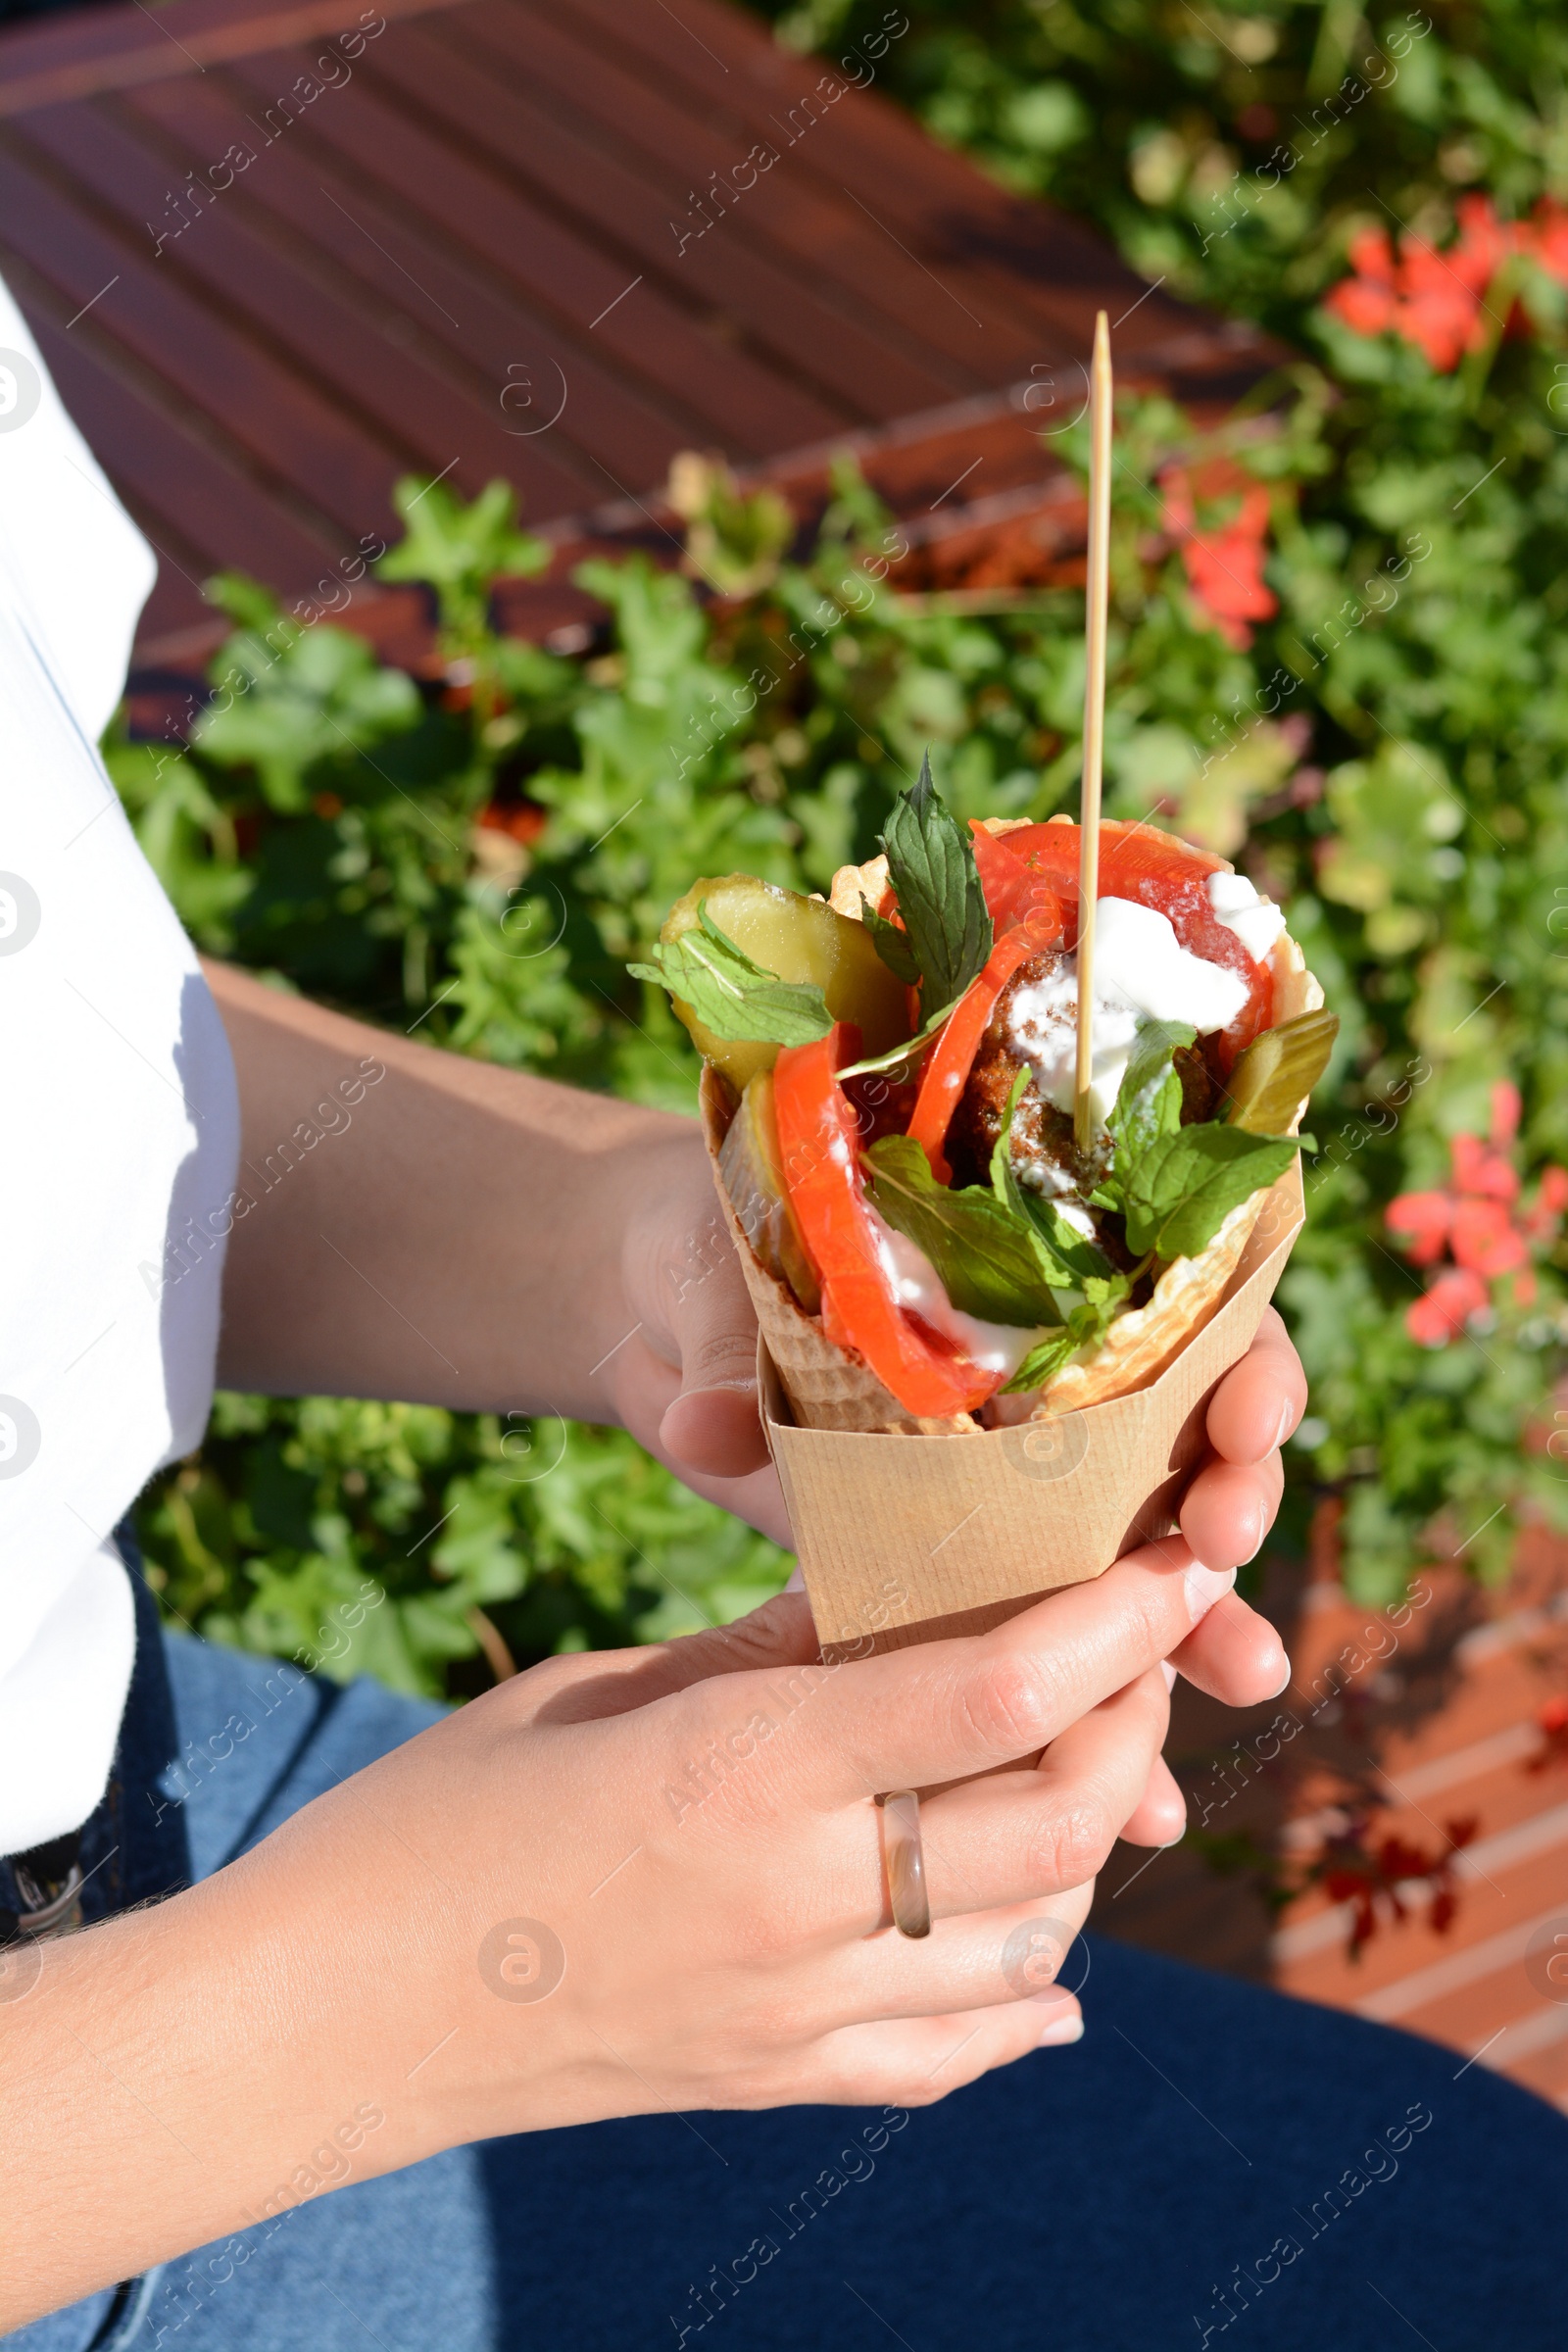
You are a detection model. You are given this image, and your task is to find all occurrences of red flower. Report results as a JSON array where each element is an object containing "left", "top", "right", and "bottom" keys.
[
  {"left": 1158, "top": 457, "right": 1277, "bottom": 649},
  {"left": 1385, "top": 1189, "right": 1453, "bottom": 1267},
  {"left": 1325, "top": 194, "right": 1544, "bottom": 372},
  {"left": 1520, "top": 1164, "right": 1568, "bottom": 1242},
  {"left": 1404, "top": 1266, "right": 1488, "bottom": 1346},
  {"left": 1529, "top": 198, "right": 1568, "bottom": 287},
  {"left": 1387, "top": 1080, "right": 1568, "bottom": 1344},
  {"left": 1449, "top": 1198, "right": 1529, "bottom": 1278},
  {"left": 1328, "top": 225, "right": 1397, "bottom": 335},
  {"left": 1449, "top": 1131, "right": 1520, "bottom": 1202}
]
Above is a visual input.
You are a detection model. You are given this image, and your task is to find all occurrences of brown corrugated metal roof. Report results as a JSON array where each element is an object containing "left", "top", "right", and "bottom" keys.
[{"left": 0, "top": 0, "right": 1281, "bottom": 670}]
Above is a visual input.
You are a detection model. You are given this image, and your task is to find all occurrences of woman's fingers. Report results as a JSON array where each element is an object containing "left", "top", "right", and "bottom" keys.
[
  {"left": 1171, "top": 1320, "right": 1298, "bottom": 1695},
  {"left": 907, "top": 1669, "right": 1169, "bottom": 1923},
  {"left": 808, "top": 1983, "right": 1083, "bottom": 2109},
  {"left": 1119, "top": 1750, "right": 1188, "bottom": 1849},
  {"left": 1174, "top": 1309, "right": 1299, "bottom": 1580},
  {"left": 1179, "top": 1448, "right": 1285, "bottom": 1572},
  {"left": 611, "top": 1323, "right": 791, "bottom": 1540},
  {"left": 734, "top": 1536, "right": 1237, "bottom": 1809},
  {"left": 800, "top": 1864, "right": 1093, "bottom": 2041},
  {"left": 1205, "top": 1305, "right": 1306, "bottom": 1465},
  {"left": 1168, "top": 1585, "right": 1291, "bottom": 1703}
]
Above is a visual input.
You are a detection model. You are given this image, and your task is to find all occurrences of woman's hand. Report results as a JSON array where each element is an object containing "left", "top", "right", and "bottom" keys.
[
  {"left": 251, "top": 1527, "right": 1283, "bottom": 2136},
  {"left": 304, "top": 1541, "right": 1257, "bottom": 2110},
  {"left": 3, "top": 1491, "right": 1290, "bottom": 2329},
  {"left": 606, "top": 1128, "right": 797, "bottom": 1538}
]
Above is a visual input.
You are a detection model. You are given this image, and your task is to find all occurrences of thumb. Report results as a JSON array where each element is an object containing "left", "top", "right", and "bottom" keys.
[
  {"left": 655, "top": 1190, "right": 772, "bottom": 1480},
  {"left": 626, "top": 1577, "right": 819, "bottom": 1700}
]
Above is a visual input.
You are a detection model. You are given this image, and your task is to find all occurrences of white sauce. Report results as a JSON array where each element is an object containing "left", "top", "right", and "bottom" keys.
[
  {"left": 865, "top": 1205, "right": 1055, "bottom": 1378},
  {"left": 860, "top": 882, "right": 1286, "bottom": 1362},
  {"left": 1207, "top": 870, "right": 1286, "bottom": 960},
  {"left": 1053, "top": 1200, "right": 1099, "bottom": 1241},
  {"left": 1006, "top": 896, "right": 1249, "bottom": 1129}
]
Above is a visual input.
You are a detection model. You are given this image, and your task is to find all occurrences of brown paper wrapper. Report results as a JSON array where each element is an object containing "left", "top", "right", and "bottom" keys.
[{"left": 759, "top": 1162, "right": 1304, "bottom": 1661}]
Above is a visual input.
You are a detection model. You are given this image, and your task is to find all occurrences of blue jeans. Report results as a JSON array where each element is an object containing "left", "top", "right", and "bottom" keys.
[{"left": 12, "top": 1552, "right": 1568, "bottom": 2352}]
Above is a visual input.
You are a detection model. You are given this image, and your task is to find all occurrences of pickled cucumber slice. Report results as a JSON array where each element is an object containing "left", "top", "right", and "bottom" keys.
[
  {"left": 1223, "top": 1008, "right": 1340, "bottom": 1135},
  {"left": 717, "top": 1068, "right": 821, "bottom": 1312},
  {"left": 659, "top": 873, "right": 909, "bottom": 1093}
]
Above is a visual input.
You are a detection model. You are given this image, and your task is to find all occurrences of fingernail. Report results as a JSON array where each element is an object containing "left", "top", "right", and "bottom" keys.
[
  {"left": 1242, "top": 1501, "right": 1267, "bottom": 1563},
  {"left": 785, "top": 1565, "right": 806, "bottom": 1593},
  {"left": 1269, "top": 1651, "right": 1293, "bottom": 1698},
  {"left": 1159, "top": 1659, "right": 1178, "bottom": 1691},
  {"left": 1038, "top": 2009, "right": 1085, "bottom": 2047},
  {"left": 1273, "top": 1397, "right": 1297, "bottom": 1452},
  {"left": 1184, "top": 1561, "right": 1237, "bottom": 1624}
]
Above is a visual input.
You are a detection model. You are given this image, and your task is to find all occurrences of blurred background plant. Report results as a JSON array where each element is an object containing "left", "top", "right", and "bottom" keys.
[{"left": 108, "top": 0, "right": 1568, "bottom": 1693}]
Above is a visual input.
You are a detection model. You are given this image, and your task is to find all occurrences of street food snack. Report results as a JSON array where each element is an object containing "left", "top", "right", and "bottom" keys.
[{"left": 633, "top": 763, "right": 1332, "bottom": 1440}]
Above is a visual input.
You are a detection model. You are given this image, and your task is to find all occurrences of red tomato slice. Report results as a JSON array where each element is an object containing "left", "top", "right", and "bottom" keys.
[
  {"left": 968, "top": 823, "right": 1041, "bottom": 932},
  {"left": 992, "top": 820, "right": 1272, "bottom": 1063},
  {"left": 772, "top": 1025, "right": 999, "bottom": 1418},
  {"left": 907, "top": 900, "right": 1065, "bottom": 1182},
  {"left": 999, "top": 818, "right": 1227, "bottom": 891}
]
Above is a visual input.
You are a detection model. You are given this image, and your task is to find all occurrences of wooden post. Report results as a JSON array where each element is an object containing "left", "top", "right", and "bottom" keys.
[{"left": 1074, "top": 309, "right": 1113, "bottom": 1152}]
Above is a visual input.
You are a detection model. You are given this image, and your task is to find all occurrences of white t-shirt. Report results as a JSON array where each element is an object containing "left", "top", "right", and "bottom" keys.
[{"left": 0, "top": 277, "right": 239, "bottom": 1854}]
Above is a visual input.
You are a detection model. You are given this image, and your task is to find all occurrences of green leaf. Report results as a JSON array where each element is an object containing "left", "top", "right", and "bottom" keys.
[
  {"left": 999, "top": 1330, "right": 1082, "bottom": 1394},
  {"left": 1108, "top": 1020, "right": 1197, "bottom": 1166},
  {"left": 378, "top": 476, "right": 549, "bottom": 588},
  {"left": 1119, "top": 1126, "right": 1298, "bottom": 1261},
  {"left": 193, "top": 611, "right": 422, "bottom": 815},
  {"left": 880, "top": 749, "right": 994, "bottom": 1010},
  {"left": 837, "top": 1000, "right": 956, "bottom": 1080},
  {"left": 1000, "top": 1280, "right": 1132, "bottom": 1394},
  {"left": 989, "top": 1068, "right": 1113, "bottom": 1286},
  {"left": 628, "top": 903, "right": 833, "bottom": 1047},
  {"left": 862, "top": 1134, "right": 1061, "bottom": 1327},
  {"left": 1222, "top": 1008, "right": 1341, "bottom": 1133},
  {"left": 861, "top": 897, "right": 923, "bottom": 986}
]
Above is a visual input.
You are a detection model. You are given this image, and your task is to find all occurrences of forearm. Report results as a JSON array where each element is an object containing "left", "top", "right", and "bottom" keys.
[
  {"left": 1, "top": 1859, "right": 444, "bottom": 2328},
  {"left": 205, "top": 958, "right": 697, "bottom": 1420},
  {"left": 0, "top": 1710, "right": 598, "bottom": 2332}
]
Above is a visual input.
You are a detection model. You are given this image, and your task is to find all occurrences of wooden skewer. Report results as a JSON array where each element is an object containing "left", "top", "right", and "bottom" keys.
[{"left": 1073, "top": 309, "right": 1113, "bottom": 1152}]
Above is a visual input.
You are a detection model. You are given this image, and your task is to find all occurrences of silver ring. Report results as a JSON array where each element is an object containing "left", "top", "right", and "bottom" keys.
[{"left": 881, "top": 1790, "right": 931, "bottom": 1938}]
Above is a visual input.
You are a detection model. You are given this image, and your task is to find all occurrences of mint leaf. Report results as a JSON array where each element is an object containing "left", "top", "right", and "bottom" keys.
[
  {"left": 1119, "top": 1125, "right": 1298, "bottom": 1261},
  {"left": 860, "top": 897, "right": 923, "bottom": 987},
  {"left": 880, "top": 750, "right": 993, "bottom": 1011},
  {"left": 1108, "top": 1020, "right": 1196, "bottom": 1167},
  {"left": 862, "top": 1134, "right": 1061, "bottom": 1327},
  {"left": 628, "top": 902, "right": 833, "bottom": 1047},
  {"left": 989, "top": 1067, "right": 1113, "bottom": 1286},
  {"left": 999, "top": 1330, "right": 1082, "bottom": 1395},
  {"left": 1000, "top": 1278, "right": 1132, "bottom": 1395}
]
